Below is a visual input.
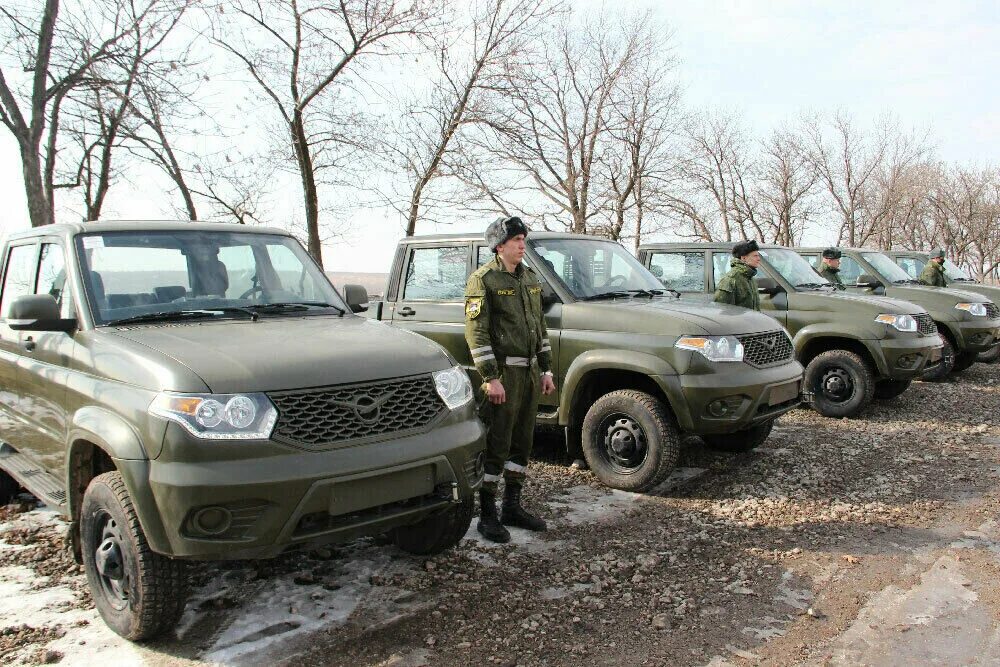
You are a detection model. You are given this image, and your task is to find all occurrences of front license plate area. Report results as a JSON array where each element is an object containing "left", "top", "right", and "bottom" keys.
[
  {"left": 329, "top": 465, "right": 434, "bottom": 517},
  {"left": 769, "top": 380, "right": 800, "bottom": 406}
]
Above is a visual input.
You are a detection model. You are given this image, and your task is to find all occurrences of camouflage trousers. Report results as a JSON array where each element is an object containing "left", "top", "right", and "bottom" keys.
[{"left": 480, "top": 364, "right": 540, "bottom": 493}]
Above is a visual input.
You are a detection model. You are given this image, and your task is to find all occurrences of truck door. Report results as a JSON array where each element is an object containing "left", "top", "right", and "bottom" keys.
[
  {"left": 389, "top": 243, "right": 473, "bottom": 369},
  {"left": 0, "top": 242, "right": 40, "bottom": 453},
  {"left": 645, "top": 250, "right": 711, "bottom": 304}
]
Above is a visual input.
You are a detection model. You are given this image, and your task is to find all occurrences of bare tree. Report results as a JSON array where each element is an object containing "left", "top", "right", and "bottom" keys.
[
  {"left": 214, "top": 0, "right": 442, "bottom": 266},
  {"left": 0, "top": 0, "right": 185, "bottom": 226},
  {"left": 755, "top": 126, "right": 816, "bottom": 245}
]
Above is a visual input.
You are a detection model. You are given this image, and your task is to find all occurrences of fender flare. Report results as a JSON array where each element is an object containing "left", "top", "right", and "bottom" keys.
[
  {"left": 559, "top": 349, "right": 677, "bottom": 425},
  {"left": 793, "top": 327, "right": 885, "bottom": 375}
]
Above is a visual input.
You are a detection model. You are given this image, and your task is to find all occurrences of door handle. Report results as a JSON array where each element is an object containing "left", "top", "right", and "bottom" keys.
[
  {"left": 399, "top": 307, "right": 416, "bottom": 317},
  {"left": 23, "top": 336, "right": 35, "bottom": 352}
]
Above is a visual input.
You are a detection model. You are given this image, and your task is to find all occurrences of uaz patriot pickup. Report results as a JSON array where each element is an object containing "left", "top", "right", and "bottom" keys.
[
  {"left": 361, "top": 232, "right": 804, "bottom": 492},
  {"left": 0, "top": 222, "right": 485, "bottom": 640}
]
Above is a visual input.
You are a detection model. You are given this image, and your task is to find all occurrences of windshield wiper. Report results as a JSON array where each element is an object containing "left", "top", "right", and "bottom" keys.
[
  {"left": 246, "top": 301, "right": 346, "bottom": 316},
  {"left": 579, "top": 290, "right": 631, "bottom": 301},
  {"left": 104, "top": 308, "right": 256, "bottom": 326},
  {"left": 893, "top": 279, "right": 920, "bottom": 285},
  {"left": 795, "top": 282, "right": 832, "bottom": 290}
]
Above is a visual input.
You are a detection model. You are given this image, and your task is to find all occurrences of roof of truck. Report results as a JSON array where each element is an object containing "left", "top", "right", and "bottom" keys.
[
  {"left": 6, "top": 220, "right": 289, "bottom": 242},
  {"left": 399, "top": 231, "right": 614, "bottom": 243}
]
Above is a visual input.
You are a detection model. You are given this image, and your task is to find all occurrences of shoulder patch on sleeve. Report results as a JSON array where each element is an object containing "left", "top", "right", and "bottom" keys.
[{"left": 466, "top": 297, "right": 483, "bottom": 319}]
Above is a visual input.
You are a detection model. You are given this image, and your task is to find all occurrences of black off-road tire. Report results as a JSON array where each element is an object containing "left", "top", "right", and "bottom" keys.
[
  {"left": 0, "top": 470, "right": 22, "bottom": 505},
  {"left": 805, "top": 350, "right": 875, "bottom": 418},
  {"left": 80, "top": 472, "right": 188, "bottom": 641},
  {"left": 703, "top": 419, "right": 774, "bottom": 454},
  {"left": 581, "top": 390, "right": 680, "bottom": 492},
  {"left": 951, "top": 351, "right": 978, "bottom": 373},
  {"left": 922, "top": 333, "right": 955, "bottom": 382},
  {"left": 873, "top": 379, "right": 911, "bottom": 400},
  {"left": 393, "top": 496, "right": 474, "bottom": 556},
  {"left": 977, "top": 346, "right": 1000, "bottom": 364}
]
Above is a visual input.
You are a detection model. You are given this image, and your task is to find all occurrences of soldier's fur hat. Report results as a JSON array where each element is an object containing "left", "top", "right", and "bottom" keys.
[
  {"left": 822, "top": 247, "right": 842, "bottom": 260},
  {"left": 929, "top": 248, "right": 946, "bottom": 260},
  {"left": 485, "top": 216, "right": 529, "bottom": 251},
  {"left": 731, "top": 239, "right": 759, "bottom": 258}
]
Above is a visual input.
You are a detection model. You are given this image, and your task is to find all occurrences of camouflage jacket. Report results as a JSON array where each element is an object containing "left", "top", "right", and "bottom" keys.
[
  {"left": 918, "top": 261, "right": 947, "bottom": 287},
  {"left": 464, "top": 256, "right": 552, "bottom": 381},
  {"left": 714, "top": 260, "right": 760, "bottom": 311},
  {"left": 819, "top": 265, "right": 846, "bottom": 290}
]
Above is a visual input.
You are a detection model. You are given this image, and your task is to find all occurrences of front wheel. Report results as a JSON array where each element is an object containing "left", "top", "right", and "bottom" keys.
[
  {"left": 804, "top": 350, "right": 874, "bottom": 418},
  {"left": 922, "top": 333, "right": 955, "bottom": 382},
  {"left": 393, "top": 496, "right": 474, "bottom": 555},
  {"left": 581, "top": 390, "right": 680, "bottom": 492},
  {"left": 873, "top": 379, "right": 911, "bottom": 400},
  {"left": 80, "top": 472, "right": 188, "bottom": 641},
  {"left": 703, "top": 419, "right": 774, "bottom": 453}
]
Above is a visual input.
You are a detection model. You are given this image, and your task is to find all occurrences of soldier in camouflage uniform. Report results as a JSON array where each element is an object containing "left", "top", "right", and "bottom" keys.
[
  {"left": 919, "top": 249, "right": 948, "bottom": 287},
  {"left": 714, "top": 240, "right": 762, "bottom": 311},
  {"left": 819, "top": 247, "right": 846, "bottom": 290},
  {"left": 465, "top": 216, "right": 557, "bottom": 543}
]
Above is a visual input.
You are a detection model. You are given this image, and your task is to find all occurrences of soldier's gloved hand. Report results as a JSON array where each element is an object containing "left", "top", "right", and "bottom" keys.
[
  {"left": 541, "top": 374, "right": 556, "bottom": 396},
  {"left": 487, "top": 379, "right": 506, "bottom": 404}
]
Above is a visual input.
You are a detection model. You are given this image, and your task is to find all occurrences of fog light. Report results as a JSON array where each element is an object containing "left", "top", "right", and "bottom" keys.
[
  {"left": 193, "top": 506, "right": 233, "bottom": 536},
  {"left": 708, "top": 399, "right": 729, "bottom": 417},
  {"left": 896, "top": 354, "right": 917, "bottom": 369}
]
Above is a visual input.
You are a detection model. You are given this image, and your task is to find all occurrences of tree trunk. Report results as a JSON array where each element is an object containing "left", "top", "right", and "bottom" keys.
[
  {"left": 21, "top": 147, "right": 51, "bottom": 228},
  {"left": 291, "top": 110, "right": 322, "bottom": 266}
]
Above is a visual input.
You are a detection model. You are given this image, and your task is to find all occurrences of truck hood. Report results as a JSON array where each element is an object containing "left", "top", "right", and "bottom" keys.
[
  {"left": 562, "top": 298, "right": 781, "bottom": 336},
  {"left": 795, "top": 290, "right": 926, "bottom": 314},
  {"left": 883, "top": 284, "right": 988, "bottom": 304},
  {"left": 946, "top": 281, "right": 1000, "bottom": 302},
  {"left": 108, "top": 316, "right": 452, "bottom": 393}
]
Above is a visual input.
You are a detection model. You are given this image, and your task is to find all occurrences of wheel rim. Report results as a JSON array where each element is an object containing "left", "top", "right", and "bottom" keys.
[
  {"left": 597, "top": 412, "right": 649, "bottom": 474},
  {"left": 93, "top": 511, "right": 132, "bottom": 611},
  {"left": 818, "top": 367, "right": 855, "bottom": 404}
]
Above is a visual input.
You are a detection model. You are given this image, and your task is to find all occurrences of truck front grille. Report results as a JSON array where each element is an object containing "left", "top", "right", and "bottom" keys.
[
  {"left": 738, "top": 330, "right": 794, "bottom": 368},
  {"left": 986, "top": 303, "right": 999, "bottom": 319},
  {"left": 268, "top": 375, "right": 446, "bottom": 449},
  {"left": 914, "top": 313, "right": 937, "bottom": 335}
]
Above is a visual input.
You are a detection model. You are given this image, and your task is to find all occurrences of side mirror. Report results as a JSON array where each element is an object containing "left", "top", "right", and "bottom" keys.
[
  {"left": 343, "top": 284, "right": 369, "bottom": 313},
  {"left": 8, "top": 294, "right": 76, "bottom": 333},
  {"left": 855, "top": 274, "right": 882, "bottom": 289},
  {"left": 756, "top": 277, "right": 782, "bottom": 296}
]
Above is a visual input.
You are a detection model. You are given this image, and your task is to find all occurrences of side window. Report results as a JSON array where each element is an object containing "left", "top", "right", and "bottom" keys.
[
  {"left": 36, "top": 244, "right": 72, "bottom": 317},
  {"left": 648, "top": 252, "right": 705, "bottom": 291},
  {"left": 896, "top": 257, "right": 924, "bottom": 279},
  {"left": 712, "top": 253, "right": 731, "bottom": 287},
  {"left": 0, "top": 244, "right": 38, "bottom": 319},
  {"left": 476, "top": 246, "right": 493, "bottom": 268},
  {"left": 838, "top": 256, "right": 864, "bottom": 284},
  {"left": 403, "top": 246, "right": 468, "bottom": 301}
]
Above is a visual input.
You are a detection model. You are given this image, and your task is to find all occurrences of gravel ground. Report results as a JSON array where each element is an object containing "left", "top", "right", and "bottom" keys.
[{"left": 0, "top": 365, "right": 999, "bottom": 666}]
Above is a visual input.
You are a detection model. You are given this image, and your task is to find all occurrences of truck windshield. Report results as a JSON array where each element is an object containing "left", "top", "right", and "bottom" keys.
[
  {"left": 76, "top": 230, "right": 348, "bottom": 325},
  {"left": 762, "top": 248, "right": 832, "bottom": 288},
  {"left": 861, "top": 252, "right": 915, "bottom": 283},
  {"left": 529, "top": 238, "right": 664, "bottom": 299},
  {"left": 944, "top": 262, "right": 974, "bottom": 281}
]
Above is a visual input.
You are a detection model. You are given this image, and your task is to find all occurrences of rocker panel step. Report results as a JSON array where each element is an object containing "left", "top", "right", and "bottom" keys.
[{"left": 0, "top": 446, "right": 67, "bottom": 508}]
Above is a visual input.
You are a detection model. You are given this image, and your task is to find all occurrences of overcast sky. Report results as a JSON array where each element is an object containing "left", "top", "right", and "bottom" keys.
[{"left": 2, "top": 0, "right": 999, "bottom": 272}]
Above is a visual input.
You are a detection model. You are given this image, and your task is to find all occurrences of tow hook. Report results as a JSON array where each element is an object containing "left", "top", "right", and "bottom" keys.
[
  {"left": 800, "top": 391, "right": 816, "bottom": 404},
  {"left": 435, "top": 482, "right": 461, "bottom": 504}
]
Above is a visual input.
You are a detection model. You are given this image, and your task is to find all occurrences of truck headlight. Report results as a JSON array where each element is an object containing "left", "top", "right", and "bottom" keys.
[
  {"left": 875, "top": 313, "right": 917, "bottom": 332},
  {"left": 433, "top": 366, "right": 473, "bottom": 410},
  {"left": 675, "top": 335, "right": 745, "bottom": 362},
  {"left": 150, "top": 392, "right": 278, "bottom": 439},
  {"left": 956, "top": 302, "right": 988, "bottom": 317}
]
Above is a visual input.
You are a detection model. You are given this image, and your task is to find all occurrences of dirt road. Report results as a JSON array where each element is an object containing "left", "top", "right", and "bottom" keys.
[{"left": 1, "top": 365, "right": 999, "bottom": 666}]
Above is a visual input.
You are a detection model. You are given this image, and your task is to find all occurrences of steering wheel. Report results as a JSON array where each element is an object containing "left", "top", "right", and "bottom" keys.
[
  {"left": 606, "top": 274, "right": 628, "bottom": 288},
  {"left": 240, "top": 284, "right": 263, "bottom": 300}
]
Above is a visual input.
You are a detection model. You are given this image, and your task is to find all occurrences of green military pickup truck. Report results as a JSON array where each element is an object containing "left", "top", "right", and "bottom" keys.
[
  {"left": 0, "top": 222, "right": 485, "bottom": 640},
  {"left": 637, "top": 243, "right": 943, "bottom": 418},
  {"left": 796, "top": 248, "right": 1000, "bottom": 378},
  {"left": 887, "top": 250, "right": 1000, "bottom": 363},
  {"left": 364, "top": 232, "right": 804, "bottom": 493}
]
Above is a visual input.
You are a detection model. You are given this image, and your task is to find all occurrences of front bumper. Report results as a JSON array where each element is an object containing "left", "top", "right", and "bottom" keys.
[
  {"left": 117, "top": 411, "right": 486, "bottom": 560},
  {"left": 874, "top": 335, "right": 944, "bottom": 380},
  {"left": 951, "top": 320, "right": 1000, "bottom": 354},
  {"left": 658, "top": 360, "right": 805, "bottom": 435}
]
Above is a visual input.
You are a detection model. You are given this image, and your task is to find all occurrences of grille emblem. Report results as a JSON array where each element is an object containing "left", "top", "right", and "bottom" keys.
[
  {"left": 330, "top": 391, "right": 395, "bottom": 425},
  {"left": 763, "top": 337, "right": 776, "bottom": 350}
]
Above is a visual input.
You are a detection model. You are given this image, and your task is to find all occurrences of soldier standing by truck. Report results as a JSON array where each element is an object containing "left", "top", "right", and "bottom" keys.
[
  {"left": 919, "top": 249, "right": 948, "bottom": 287},
  {"left": 465, "top": 217, "right": 557, "bottom": 543},
  {"left": 818, "top": 247, "right": 847, "bottom": 290},
  {"left": 714, "top": 239, "right": 762, "bottom": 311}
]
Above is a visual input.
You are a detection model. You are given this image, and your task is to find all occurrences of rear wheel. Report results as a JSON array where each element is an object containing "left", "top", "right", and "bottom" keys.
[
  {"left": 922, "top": 332, "right": 955, "bottom": 382},
  {"left": 978, "top": 346, "right": 1000, "bottom": 364},
  {"left": 581, "top": 390, "right": 680, "bottom": 492},
  {"left": 393, "top": 496, "right": 474, "bottom": 555},
  {"left": 804, "top": 350, "right": 875, "bottom": 418},
  {"left": 873, "top": 379, "right": 911, "bottom": 400},
  {"left": 952, "top": 351, "right": 978, "bottom": 373},
  {"left": 703, "top": 420, "right": 774, "bottom": 453},
  {"left": 80, "top": 472, "right": 188, "bottom": 641}
]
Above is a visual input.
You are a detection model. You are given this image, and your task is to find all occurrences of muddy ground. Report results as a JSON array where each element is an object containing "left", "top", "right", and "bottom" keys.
[{"left": 1, "top": 364, "right": 999, "bottom": 666}]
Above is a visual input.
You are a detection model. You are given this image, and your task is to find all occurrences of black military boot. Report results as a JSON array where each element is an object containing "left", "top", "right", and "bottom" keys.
[
  {"left": 477, "top": 489, "right": 511, "bottom": 543},
  {"left": 501, "top": 483, "right": 547, "bottom": 532}
]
